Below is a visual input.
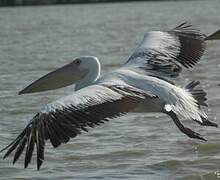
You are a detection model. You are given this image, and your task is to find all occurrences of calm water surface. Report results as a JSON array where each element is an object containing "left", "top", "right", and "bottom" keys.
[{"left": 0, "top": 1, "right": 220, "bottom": 179}]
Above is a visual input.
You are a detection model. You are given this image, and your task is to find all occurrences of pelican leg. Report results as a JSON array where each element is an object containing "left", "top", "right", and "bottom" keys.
[{"left": 165, "top": 111, "right": 206, "bottom": 141}]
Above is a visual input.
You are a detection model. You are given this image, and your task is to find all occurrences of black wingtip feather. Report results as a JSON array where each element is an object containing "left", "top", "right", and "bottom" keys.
[
  {"left": 171, "top": 22, "right": 206, "bottom": 69},
  {"left": 13, "top": 136, "right": 27, "bottom": 164},
  {"left": 36, "top": 122, "right": 45, "bottom": 170},
  {"left": 24, "top": 130, "right": 35, "bottom": 169},
  {"left": 3, "top": 140, "right": 20, "bottom": 160},
  {"left": 1, "top": 115, "right": 44, "bottom": 170},
  {"left": 199, "top": 118, "right": 218, "bottom": 128},
  {"left": 186, "top": 80, "right": 208, "bottom": 107},
  {"left": 185, "top": 81, "right": 218, "bottom": 127}
]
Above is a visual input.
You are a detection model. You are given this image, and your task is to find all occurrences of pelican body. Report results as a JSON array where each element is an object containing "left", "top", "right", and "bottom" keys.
[{"left": 1, "top": 22, "right": 219, "bottom": 170}]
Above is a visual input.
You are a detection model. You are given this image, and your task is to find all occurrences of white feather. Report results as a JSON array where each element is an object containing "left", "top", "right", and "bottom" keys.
[
  {"left": 101, "top": 68, "right": 207, "bottom": 122},
  {"left": 169, "top": 86, "right": 207, "bottom": 122}
]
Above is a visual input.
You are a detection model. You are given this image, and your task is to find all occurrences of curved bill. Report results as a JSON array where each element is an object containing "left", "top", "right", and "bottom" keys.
[
  {"left": 19, "top": 62, "right": 85, "bottom": 95},
  {"left": 205, "top": 29, "right": 220, "bottom": 40}
]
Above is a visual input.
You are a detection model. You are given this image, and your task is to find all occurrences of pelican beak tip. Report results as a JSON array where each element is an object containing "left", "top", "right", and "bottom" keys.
[
  {"left": 18, "top": 90, "right": 25, "bottom": 95},
  {"left": 18, "top": 88, "right": 31, "bottom": 95}
]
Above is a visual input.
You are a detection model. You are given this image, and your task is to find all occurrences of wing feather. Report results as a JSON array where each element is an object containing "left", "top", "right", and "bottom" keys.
[
  {"left": 126, "top": 22, "right": 206, "bottom": 78},
  {"left": 1, "top": 84, "right": 155, "bottom": 170},
  {"left": 13, "top": 134, "right": 27, "bottom": 164}
]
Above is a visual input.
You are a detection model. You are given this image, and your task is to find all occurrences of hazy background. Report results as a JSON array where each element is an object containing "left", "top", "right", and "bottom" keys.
[{"left": 0, "top": 0, "right": 220, "bottom": 179}]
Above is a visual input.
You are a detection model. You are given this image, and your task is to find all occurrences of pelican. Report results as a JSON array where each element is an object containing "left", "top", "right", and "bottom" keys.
[{"left": 1, "top": 22, "right": 219, "bottom": 170}]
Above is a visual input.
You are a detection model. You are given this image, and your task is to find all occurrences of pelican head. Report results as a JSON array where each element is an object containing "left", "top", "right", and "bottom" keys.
[{"left": 19, "top": 56, "right": 101, "bottom": 94}]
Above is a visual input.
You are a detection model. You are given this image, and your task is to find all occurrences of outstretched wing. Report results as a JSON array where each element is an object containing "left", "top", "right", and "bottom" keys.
[
  {"left": 1, "top": 84, "right": 155, "bottom": 170},
  {"left": 125, "top": 22, "right": 206, "bottom": 78}
]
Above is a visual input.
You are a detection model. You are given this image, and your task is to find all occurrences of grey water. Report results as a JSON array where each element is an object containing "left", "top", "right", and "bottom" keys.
[{"left": 0, "top": 0, "right": 220, "bottom": 179}]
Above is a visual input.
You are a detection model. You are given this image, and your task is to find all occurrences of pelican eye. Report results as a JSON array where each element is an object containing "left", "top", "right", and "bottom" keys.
[{"left": 75, "top": 59, "right": 81, "bottom": 65}]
